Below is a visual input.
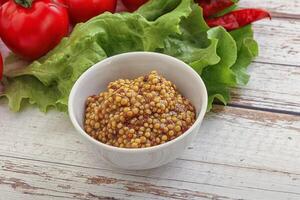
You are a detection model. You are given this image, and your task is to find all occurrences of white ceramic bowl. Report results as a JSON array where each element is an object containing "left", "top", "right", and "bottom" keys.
[{"left": 69, "top": 52, "right": 208, "bottom": 170}]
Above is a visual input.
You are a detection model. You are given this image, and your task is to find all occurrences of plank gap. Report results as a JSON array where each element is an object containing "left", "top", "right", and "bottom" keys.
[
  {"left": 2, "top": 141, "right": 300, "bottom": 180},
  {"left": 267, "top": 12, "right": 300, "bottom": 20},
  {"left": 177, "top": 158, "right": 300, "bottom": 177},
  {"left": 225, "top": 103, "right": 300, "bottom": 117},
  {"left": 253, "top": 60, "right": 300, "bottom": 68},
  {"left": 0, "top": 154, "right": 243, "bottom": 193}
]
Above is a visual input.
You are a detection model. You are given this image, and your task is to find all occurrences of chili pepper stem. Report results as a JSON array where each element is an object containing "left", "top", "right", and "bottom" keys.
[{"left": 14, "top": 0, "right": 34, "bottom": 8}]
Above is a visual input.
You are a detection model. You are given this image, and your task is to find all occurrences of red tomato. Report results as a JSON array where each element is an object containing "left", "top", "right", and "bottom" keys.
[
  {"left": 0, "top": 0, "right": 7, "bottom": 6},
  {"left": 121, "top": 0, "right": 148, "bottom": 12},
  {"left": 0, "top": 0, "right": 69, "bottom": 61},
  {"left": 0, "top": 52, "right": 2, "bottom": 80},
  {"left": 65, "top": 0, "right": 117, "bottom": 24}
]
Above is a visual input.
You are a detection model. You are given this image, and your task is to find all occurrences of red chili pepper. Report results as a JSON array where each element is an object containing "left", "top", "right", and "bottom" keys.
[
  {"left": 206, "top": 8, "right": 271, "bottom": 31},
  {"left": 197, "top": 0, "right": 234, "bottom": 17}
]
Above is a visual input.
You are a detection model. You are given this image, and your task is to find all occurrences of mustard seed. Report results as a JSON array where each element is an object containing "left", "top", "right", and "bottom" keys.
[
  {"left": 175, "top": 126, "right": 181, "bottom": 132},
  {"left": 161, "top": 135, "right": 168, "bottom": 141},
  {"left": 121, "top": 98, "right": 128, "bottom": 106},
  {"left": 131, "top": 143, "right": 138, "bottom": 148},
  {"left": 145, "top": 132, "right": 151, "bottom": 138},
  {"left": 84, "top": 71, "right": 196, "bottom": 149}
]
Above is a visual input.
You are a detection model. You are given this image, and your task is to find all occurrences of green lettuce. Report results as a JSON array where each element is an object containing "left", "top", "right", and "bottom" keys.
[{"left": 0, "top": 0, "right": 258, "bottom": 112}]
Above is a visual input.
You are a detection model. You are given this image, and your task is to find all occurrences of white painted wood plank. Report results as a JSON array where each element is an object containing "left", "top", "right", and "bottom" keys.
[
  {"left": 0, "top": 157, "right": 226, "bottom": 200},
  {"left": 184, "top": 106, "right": 300, "bottom": 174},
  {"left": 0, "top": 104, "right": 300, "bottom": 199},
  {"left": 239, "top": 0, "right": 300, "bottom": 17},
  {"left": 231, "top": 62, "right": 300, "bottom": 113},
  {"left": 1, "top": 155, "right": 300, "bottom": 200},
  {"left": 1, "top": 104, "right": 299, "bottom": 174},
  {"left": 0, "top": 1, "right": 299, "bottom": 199},
  {"left": 253, "top": 18, "right": 300, "bottom": 66}
]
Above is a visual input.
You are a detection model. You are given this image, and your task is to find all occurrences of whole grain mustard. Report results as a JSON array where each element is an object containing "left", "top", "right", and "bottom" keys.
[{"left": 84, "top": 71, "right": 196, "bottom": 148}]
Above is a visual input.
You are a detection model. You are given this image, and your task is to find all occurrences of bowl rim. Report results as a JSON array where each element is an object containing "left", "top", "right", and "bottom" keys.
[{"left": 68, "top": 52, "right": 208, "bottom": 153}]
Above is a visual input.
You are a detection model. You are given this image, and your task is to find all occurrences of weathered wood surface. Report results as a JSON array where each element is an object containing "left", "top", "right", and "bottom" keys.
[
  {"left": 240, "top": 0, "right": 300, "bottom": 18},
  {"left": 253, "top": 18, "right": 300, "bottom": 66},
  {"left": 1, "top": 0, "right": 300, "bottom": 199},
  {"left": 0, "top": 105, "right": 300, "bottom": 200},
  {"left": 231, "top": 62, "right": 300, "bottom": 113}
]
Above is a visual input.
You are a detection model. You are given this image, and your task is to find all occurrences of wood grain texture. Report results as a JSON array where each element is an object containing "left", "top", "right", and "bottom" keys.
[
  {"left": 0, "top": 0, "right": 300, "bottom": 199},
  {"left": 1, "top": 104, "right": 300, "bottom": 172},
  {"left": 230, "top": 62, "right": 300, "bottom": 113},
  {"left": 239, "top": 0, "right": 300, "bottom": 18},
  {"left": 1, "top": 155, "right": 300, "bottom": 200},
  {"left": 253, "top": 18, "right": 300, "bottom": 66},
  {"left": 0, "top": 105, "right": 300, "bottom": 199}
]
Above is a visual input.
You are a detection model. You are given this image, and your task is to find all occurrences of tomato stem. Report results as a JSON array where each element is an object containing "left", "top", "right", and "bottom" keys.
[{"left": 14, "top": 0, "right": 34, "bottom": 8}]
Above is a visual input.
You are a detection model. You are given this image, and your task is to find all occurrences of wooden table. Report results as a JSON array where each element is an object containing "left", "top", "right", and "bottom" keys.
[{"left": 0, "top": 0, "right": 300, "bottom": 199}]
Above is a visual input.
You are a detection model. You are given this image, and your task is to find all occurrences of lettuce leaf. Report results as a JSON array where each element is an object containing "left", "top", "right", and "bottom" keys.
[
  {"left": 162, "top": 5, "right": 257, "bottom": 111},
  {"left": 162, "top": 5, "right": 220, "bottom": 74},
  {"left": 0, "top": 0, "right": 258, "bottom": 112},
  {"left": 2, "top": 0, "right": 192, "bottom": 111},
  {"left": 230, "top": 25, "right": 259, "bottom": 85}
]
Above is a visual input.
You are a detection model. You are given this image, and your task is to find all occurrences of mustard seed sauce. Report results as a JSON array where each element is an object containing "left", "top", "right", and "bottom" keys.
[{"left": 84, "top": 71, "right": 196, "bottom": 148}]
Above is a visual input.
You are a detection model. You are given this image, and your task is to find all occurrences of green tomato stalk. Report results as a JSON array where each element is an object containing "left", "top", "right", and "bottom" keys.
[{"left": 14, "top": 0, "right": 34, "bottom": 8}]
